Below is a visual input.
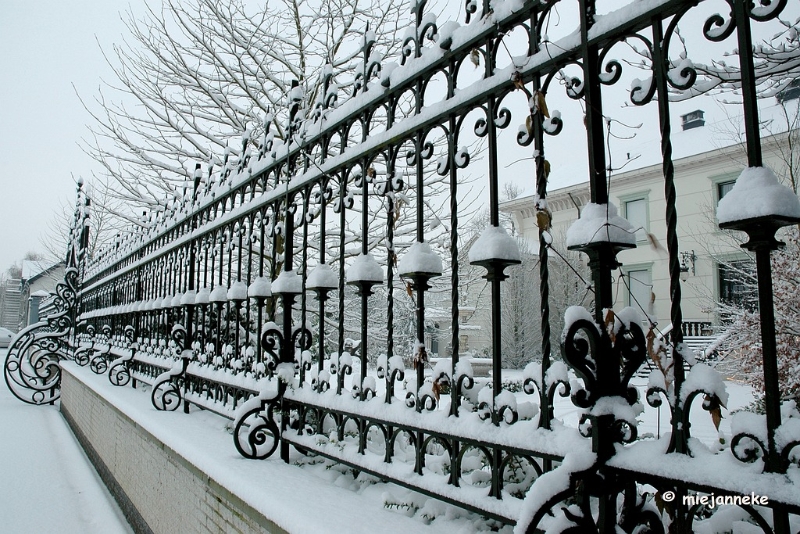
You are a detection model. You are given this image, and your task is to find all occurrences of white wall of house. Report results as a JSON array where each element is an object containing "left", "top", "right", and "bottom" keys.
[{"left": 501, "top": 124, "right": 797, "bottom": 331}]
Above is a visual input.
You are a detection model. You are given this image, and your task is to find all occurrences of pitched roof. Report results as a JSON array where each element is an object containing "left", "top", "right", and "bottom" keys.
[{"left": 513, "top": 95, "right": 800, "bottom": 201}]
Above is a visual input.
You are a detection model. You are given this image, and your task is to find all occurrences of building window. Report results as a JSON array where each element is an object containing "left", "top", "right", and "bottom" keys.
[
  {"left": 718, "top": 260, "right": 754, "bottom": 308},
  {"left": 627, "top": 269, "right": 652, "bottom": 314},
  {"left": 624, "top": 198, "right": 648, "bottom": 241},
  {"left": 717, "top": 180, "right": 736, "bottom": 202}
]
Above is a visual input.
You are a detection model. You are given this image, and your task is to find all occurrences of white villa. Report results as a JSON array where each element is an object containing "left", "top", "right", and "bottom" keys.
[{"left": 500, "top": 97, "right": 799, "bottom": 335}]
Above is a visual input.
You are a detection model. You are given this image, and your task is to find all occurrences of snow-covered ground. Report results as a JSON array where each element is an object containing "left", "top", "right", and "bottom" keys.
[
  {"left": 1, "top": 348, "right": 760, "bottom": 533},
  {"left": 0, "top": 351, "right": 132, "bottom": 534}
]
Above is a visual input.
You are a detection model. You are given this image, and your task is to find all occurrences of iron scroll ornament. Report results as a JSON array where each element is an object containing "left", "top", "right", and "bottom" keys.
[
  {"left": 150, "top": 324, "right": 189, "bottom": 411},
  {"left": 233, "top": 388, "right": 281, "bottom": 459},
  {"left": 89, "top": 324, "right": 113, "bottom": 374},
  {"left": 73, "top": 324, "right": 96, "bottom": 367},
  {"left": 108, "top": 325, "right": 137, "bottom": 387},
  {"left": 3, "top": 267, "right": 79, "bottom": 405},
  {"left": 232, "top": 321, "right": 312, "bottom": 459},
  {"left": 560, "top": 310, "right": 647, "bottom": 410}
]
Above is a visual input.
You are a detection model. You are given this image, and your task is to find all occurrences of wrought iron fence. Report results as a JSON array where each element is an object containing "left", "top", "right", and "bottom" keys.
[{"left": 6, "top": 0, "right": 800, "bottom": 531}]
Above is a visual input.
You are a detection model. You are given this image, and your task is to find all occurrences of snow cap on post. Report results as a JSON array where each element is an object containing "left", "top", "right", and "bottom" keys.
[
  {"left": 195, "top": 287, "right": 210, "bottom": 305},
  {"left": 717, "top": 166, "right": 800, "bottom": 250},
  {"left": 227, "top": 281, "right": 248, "bottom": 302},
  {"left": 209, "top": 285, "right": 228, "bottom": 303},
  {"left": 181, "top": 290, "right": 196, "bottom": 306},
  {"left": 306, "top": 263, "right": 339, "bottom": 291},
  {"left": 271, "top": 270, "right": 303, "bottom": 295},
  {"left": 397, "top": 241, "right": 443, "bottom": 277},
  {"left": 717, "top": 166, "right": 800, "bottom": 224},
  {"left": 468, "top": 225, "right": 521, "bottom": 264},
  {"left": 247, "top": 276, "right": 272, "bottom": 298},
  {"left": 346, "top": 253, "right": 384, "bottom": 284},
  {"left": 565, "top": 202, "right": 637, "bottom": 249}
]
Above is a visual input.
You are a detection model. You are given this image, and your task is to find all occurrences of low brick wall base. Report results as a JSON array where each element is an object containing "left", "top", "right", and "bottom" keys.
[{"left": 61, "top": 367, "right": 286, "bottom": 534}]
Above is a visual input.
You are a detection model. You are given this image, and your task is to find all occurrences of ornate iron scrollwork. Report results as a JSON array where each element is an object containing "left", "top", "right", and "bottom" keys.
[
  {"left": 3, "top": 268, "right": 80, "bottom": 405},
  {"left": 74, "top": 324, "right": 96, "bottom": 367},
  {"left": 561, "top": 309, "right": 647, "bottom": 410},
  {"left": 108, "top": 325, "right": 136, "bottom": 387},
  {"left": 150, "top": 324, "right": 189, "bottom": 411},
  {"left": 89, "top": 324, "right": 113, "bottom": 374},
  {"left": 233, "top": 391, "right": 281, "bottom": 459}
]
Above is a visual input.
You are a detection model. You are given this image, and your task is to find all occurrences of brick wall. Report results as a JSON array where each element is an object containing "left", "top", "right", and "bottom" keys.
[{"left": 60, "top": 368, "right": 287, "bottom": 534}]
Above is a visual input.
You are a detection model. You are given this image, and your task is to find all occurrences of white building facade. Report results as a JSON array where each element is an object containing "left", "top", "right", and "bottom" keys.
[{"left": 501, "top": 105, "right": 798, "bottom": 334}]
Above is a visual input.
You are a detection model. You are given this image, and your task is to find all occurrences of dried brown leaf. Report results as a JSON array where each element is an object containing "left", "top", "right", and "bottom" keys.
[
  {"left": 536, "top": 91, "right": 550, "bottom": 118},
  {"left": 647, "top": 232, "right": 666, "bottom": 253},
  {"left": 470, "top": 49, "right": 480, "bottom": 67},
  {"left": 536, "top": 209, "right": 552, "bottom": 231},
  {"left": 604, "top": 309, "right": 616, "bottom": 343},
  {"left": 432, "top": 380, "right": 441, "bottom": 401}
]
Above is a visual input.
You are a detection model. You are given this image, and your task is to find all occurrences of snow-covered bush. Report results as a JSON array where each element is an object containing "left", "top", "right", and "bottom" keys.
[{"left": 717, "top": 227, "right": 800, "bottom": 402}]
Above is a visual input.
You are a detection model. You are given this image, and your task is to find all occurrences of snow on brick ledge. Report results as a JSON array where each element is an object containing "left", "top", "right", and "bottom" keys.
[
  {"left": 717, "top": 166, "right": 800, "bottom": 224},
  {"left": 467, "top": 225, "right": 521, "bottom": 263},
  {"left": 271, "top": 270, "right": 303, "bottom": 294},
  {"left": 397, "top": 241, "right": 443, "bottom": 276},
  {"left": 346, "top": 253, "right": 384, "bottom": 283},
  {"left": 565, "top": 202, "right": 636, "bottom": 248}
]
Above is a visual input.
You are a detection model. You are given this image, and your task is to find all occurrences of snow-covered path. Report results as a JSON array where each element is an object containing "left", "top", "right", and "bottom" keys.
[{"left": 0, "top": 351, "right": 131, "bottom": 534}]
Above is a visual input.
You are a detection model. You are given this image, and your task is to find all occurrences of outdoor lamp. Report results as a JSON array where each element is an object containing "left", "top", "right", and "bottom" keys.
[{"left": 679, "top": 250, "right": 696, "bottom": 282}]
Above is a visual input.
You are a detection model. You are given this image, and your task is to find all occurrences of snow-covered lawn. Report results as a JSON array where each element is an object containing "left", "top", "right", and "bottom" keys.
[{"left": 0, "top": 351, "right": 131, "bottom": 534}]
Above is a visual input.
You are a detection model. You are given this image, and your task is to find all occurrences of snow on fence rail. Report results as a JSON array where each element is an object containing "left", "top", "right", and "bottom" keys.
[{"left": 6, "top": 0, "right": 800, "bottom": 532}]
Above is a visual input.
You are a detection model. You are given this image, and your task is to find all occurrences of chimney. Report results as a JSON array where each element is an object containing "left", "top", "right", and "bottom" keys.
[{"left": 680, "top": 110, "right": 705, "bottom": 131}]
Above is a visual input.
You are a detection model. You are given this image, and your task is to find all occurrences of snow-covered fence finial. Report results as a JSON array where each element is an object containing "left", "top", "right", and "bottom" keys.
[
  {"left": 287, "top": 79, "right": 303, "bottom": 137},
  {"left": 354, "top": 24, "right": 380, "bottom": 94},
  {"left": 237, "top": 125, "right": 253, "bottom": 174},
  {"left": 401, "top": 0, "right": 437, "bottom": 65},
  {"left": 258, "top": 107, "right": 274, "bottom": 160}
]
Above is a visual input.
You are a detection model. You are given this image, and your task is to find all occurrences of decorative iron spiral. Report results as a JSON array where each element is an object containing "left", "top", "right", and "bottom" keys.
[
  {"left": 108, "top": 325, "right": 136, "bottom": 387},
  {"left": 151, "top": 367, "right": 183, "bottom": 412},
  {"left": 3, "top": 268, "right": 79, "bottom": 405},
  {"left": 233, "top": 396, "right": 280, "bottom": 459}
]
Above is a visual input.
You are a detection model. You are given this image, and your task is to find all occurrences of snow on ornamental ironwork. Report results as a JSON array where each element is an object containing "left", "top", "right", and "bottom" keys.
[{"left": 8, "top": 0, "right": 800, "bottom": 532}]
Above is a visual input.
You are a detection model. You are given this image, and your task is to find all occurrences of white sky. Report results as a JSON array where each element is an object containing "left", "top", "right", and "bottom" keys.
[{"left": 0, "top": 1, "right": 143, "bottom": 274}]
